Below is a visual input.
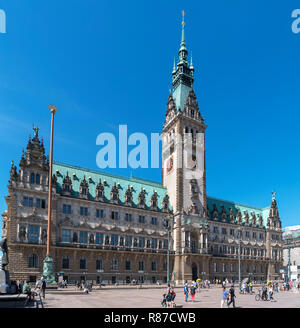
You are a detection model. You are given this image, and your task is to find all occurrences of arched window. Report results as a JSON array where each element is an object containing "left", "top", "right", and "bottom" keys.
[
  {"left": 36, "top": 174, "right": 40, "bottom": 185},
  {"left": 30, "top": 173, "right": 35, "bottom": 184},
  {"left": 28, "top": 254, "right": 38, "bottom": 268}
]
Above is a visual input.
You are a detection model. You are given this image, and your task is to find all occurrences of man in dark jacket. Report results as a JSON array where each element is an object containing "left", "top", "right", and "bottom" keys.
[
  {"left": 40, "top": 277, "right": 46, "bottom": 299},
  {"left": 227, "top": 284, "right": 236, "bottom": 308}
]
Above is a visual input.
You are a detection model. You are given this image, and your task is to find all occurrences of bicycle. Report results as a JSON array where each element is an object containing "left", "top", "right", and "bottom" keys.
[{"left": 255, "top": 289, "right": 268, "bottom": 301}]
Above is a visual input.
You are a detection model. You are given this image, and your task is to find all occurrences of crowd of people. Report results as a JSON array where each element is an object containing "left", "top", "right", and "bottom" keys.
[{"left": 75, "top": 280, "right": 93, "bottom": 294}]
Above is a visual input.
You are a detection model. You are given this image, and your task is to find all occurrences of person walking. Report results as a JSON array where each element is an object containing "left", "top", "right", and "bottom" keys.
[
  {"left": 184, "top": 282, "right": 189, "bottom": 302},
  {"left": 249, "top": 281, "right": 253, "bottom": 295},
  {"left": 190, "top": 284, "right": 197, "bottom": 303},
  {"left": 227, "top": 284, "right": 236, "bottom": 308},
  {"left": 269, "top": 284, "right": 274, "bottom": 301},
  {"left": 40, "top": 277, "right": 46, "bottom": 299},
  {"left": 221, "top": 286, "right": 229, "bottom": 308}
]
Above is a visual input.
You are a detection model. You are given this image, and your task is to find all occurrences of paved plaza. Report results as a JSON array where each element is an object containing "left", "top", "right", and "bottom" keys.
[{"left": 27, "top": 286, "right": 300, "bottom": 308}]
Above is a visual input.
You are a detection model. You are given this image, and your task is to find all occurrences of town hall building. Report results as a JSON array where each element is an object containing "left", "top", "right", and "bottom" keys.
[{"left": 2, "top": 18, "right": 283, "bottom": 284}]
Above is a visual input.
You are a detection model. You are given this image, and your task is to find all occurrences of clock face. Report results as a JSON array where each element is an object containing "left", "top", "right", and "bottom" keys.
[{"left": 166, "top": 156, "right": 174, "bottom": 173}]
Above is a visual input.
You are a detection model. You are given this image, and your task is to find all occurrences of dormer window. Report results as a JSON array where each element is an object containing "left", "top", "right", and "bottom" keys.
[
  {"left": 79, "top": 176, "right": 89, "bottom": 199},
  {"left": 62, "top": 172, "right": 72, "bottom": 196},
  {"left": 110, "top": 183, "right": 119, "bottom": 204},
  {"left": 96, "top": 178, "right": 105, "bottom": 201}
]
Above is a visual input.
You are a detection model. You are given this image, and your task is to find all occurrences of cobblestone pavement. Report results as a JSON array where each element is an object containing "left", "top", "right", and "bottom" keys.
[{"left": 41, "top": 287, "right": 300, "bottom": 308}]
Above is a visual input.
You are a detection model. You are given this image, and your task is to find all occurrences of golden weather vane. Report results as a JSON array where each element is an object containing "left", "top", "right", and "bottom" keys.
[{"left": 182, "top": 10, "right": 185, "bottom": 26}]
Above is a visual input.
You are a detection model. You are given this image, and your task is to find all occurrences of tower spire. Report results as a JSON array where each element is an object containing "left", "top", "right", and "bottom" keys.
[
  {"left": 180, "top": 10, "right": 186, "bottom": 50},
  {"left": 171, "top": 11, "right": 194, "bottom": 111}
]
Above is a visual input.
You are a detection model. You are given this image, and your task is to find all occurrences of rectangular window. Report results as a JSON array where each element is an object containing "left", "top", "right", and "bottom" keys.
[
  {"left": 29, "top": 198, "right": 33, "bottom": 207},
  {"left": 111, "top": 258, "right": 118, "bottom": 270},
  {"left": 230, "top": 229, "right": 234, "bottom": 236},
  {"left": 151, "top": 238, "right": 157, "bottom": 249},
  {"left": 125, "top": 213, "right": 132, "bottom": 222},
  {"left": 246, "top": 231, "right": 250, "bottom": 238},
  {"left": 63, "top": 204, "right": 71, "bottom": 214},
  {"left": 253, "top": 232, "right": 257, "bottom": 239},
  {"left": 111, "top": 234, "right": 119, "bottom": 246},
  {"left": 230, "top": 263, "right": 235, "bottom": 272},
  {"left": 125, "top": 236, "right": 132, "bottom": 247},
  {"left": 222, "top": 228, "right": 227, "bottom": 235},
  {"left": 96, "top": 233, "right": 103, "bottom": 245},
  {"left": 138, "top": 261, "right": 144, "bottom": 271},
  {"left": 24, "top": 197, "right": 28, "bottom": 207},
  {"left": 151, "top": 217, "right": 157, "bottom": 225},
  {"left": 213, "top": 226, "right": 219, "bottom": 233},
  {"left": 139, "top": 216, "right": 145, "bottom": 224},
  {"left": 213, "top": 263, "right": 218, "bottom": 273},
  {"left": 62, "top": 229, "right": 71, "bottom": 243},
  {"left": 96, "top": 209, "right": 104, "bottom": 218},
  {"left": 79, "top": 231, "right": 88, "bottom": 244},
  {"left": 139, "top": 237, "right": 145, "bottom": 248},
  {"left": 151, "top": 261, "right": 157, "bottom": 271},
  {"left": 28, "top": 225, "right": 39, "bottom": 243},
  {"left": 36, "top": 199, "right": 41, "bottom": 208},
  {"left": 80, "top": 207, "right": 88, "bottom": 216},
  {"left": 125, "top": 260, "right": 131, "bottom": 271},
  {"left": 96, "top": 259, "right": 103, "bottom": 270},
  {"left": 111, "top": 211, "right": 118, "bottom": 220},
  {"left": 62, "top": 257, "right": 69, "bottom": 269},
  {"left": 163, "top": 240, "right": 168, "bottom": 249}
]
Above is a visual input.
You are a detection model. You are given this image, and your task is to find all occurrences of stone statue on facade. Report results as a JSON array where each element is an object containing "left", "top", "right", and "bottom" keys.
[
  {"left": 0, "top": 237, "right": 11, "bottom": 294},
  {"left": 0, "top": 238, "right": 8, "bottom": 269}
]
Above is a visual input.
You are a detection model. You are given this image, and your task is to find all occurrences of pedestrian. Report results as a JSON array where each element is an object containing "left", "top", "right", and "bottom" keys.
[
  {"left": 269, "top": 285, "right": 274, "bottom": 301},
  {"left": 262, "top": 284, "right": 268, "bottom": 300},
  {"left": 249, "top": 281, "right": 253, "bottom": 295},
  {"left": 227, "top": 284, "right": 236, "bottom": 308},
  {"left": 184, "top": 282, "right": 189, "bottom": 302},
  {"left": 190, "top": 284, "right": 196, "bottom": 302},
  {"left": 221, "top": 286, "right": 229, "bottom": 308},
  {"left": 40, "top": 276, "right": 46, "bottom": 298},
  {"left": 23, "top": 280, "right": 33, "bottom": 302}
]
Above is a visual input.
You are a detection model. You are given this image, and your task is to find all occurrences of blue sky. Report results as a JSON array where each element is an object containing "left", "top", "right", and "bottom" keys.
[{"left": 0, "top": 0, "right": 299, "bottom": 234}]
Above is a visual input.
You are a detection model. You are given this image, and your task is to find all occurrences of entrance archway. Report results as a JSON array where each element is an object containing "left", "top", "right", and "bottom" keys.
[{"left": 192, "top": 263, "right": 198, "bottom": 281}]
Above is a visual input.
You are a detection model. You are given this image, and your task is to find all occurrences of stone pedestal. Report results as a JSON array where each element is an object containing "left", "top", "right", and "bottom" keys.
[
  {"left": 0, "top": 270, "right": 10, "bottom": 294},
  {"left": 42, "top": 255, "right": 56, "bottom": 285}
]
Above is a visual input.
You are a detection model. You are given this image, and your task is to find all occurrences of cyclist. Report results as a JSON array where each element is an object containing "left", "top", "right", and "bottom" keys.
[{"left": 262, "top": 284, "right": 268, "bottom": 300}]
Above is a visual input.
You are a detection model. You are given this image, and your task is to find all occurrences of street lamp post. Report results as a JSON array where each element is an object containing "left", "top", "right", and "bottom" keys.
[
  {"left": 238, "top": 227, "right": 242, "bottom": 290},
  {"left": 42, "top": 105, "right": 58, "bottom": 285},
  {"left": 164, "top": 215, "right": 172, "bottom": 284}
]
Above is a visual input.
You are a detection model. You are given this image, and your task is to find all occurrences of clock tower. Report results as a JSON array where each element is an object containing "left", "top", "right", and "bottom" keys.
[{"left": 161, "top": 13, "right": 209, "bottom": 283}]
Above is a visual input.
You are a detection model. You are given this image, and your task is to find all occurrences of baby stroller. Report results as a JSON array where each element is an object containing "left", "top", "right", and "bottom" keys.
[{"left": 161, "top": 293, "right": 167, "bottom": 307}]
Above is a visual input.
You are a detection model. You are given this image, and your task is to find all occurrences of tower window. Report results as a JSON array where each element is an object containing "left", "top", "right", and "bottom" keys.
[{"left": 30, "top": 173, "right": 35, "bottom": 184}]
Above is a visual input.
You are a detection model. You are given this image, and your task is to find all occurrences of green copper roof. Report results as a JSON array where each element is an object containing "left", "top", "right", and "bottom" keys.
[
  {"left": 171, "top": 16, "right": 194, "bottom": 111},
  {"left": 172, "top": 83, "right": 192, "bottom": 111},
  {"left": 207, "top": 196, "right": 270, "bottom": 228},
  {"left": 53, "top": 163, "right": 271, "bottom": 225},
  {"left": 53, "top": 162, "right": 171, "bottom": 212}
]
